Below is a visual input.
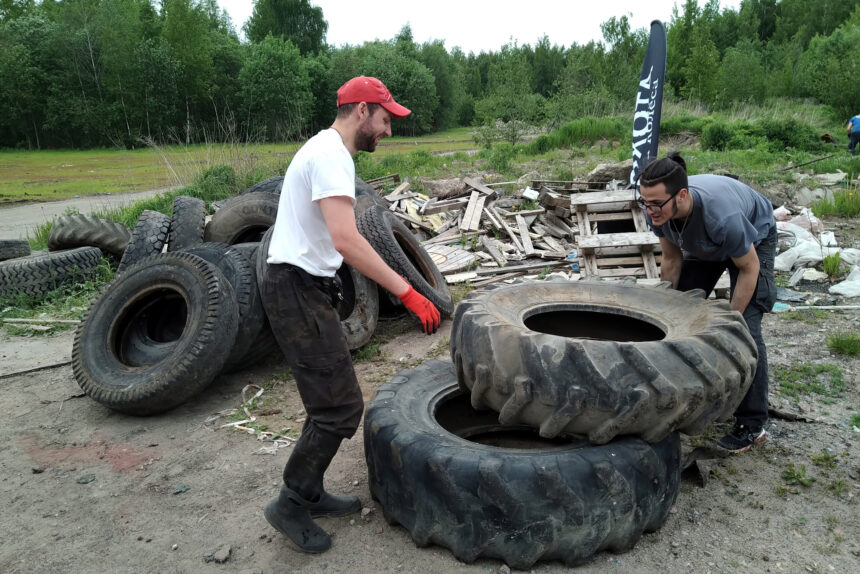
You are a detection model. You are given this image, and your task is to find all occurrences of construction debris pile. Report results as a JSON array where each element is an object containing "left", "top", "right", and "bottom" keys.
[{"left": 365, "top": 162, "right": 667, "bottom": 289}]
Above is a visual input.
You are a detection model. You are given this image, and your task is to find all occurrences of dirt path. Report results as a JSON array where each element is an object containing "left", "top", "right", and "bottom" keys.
[
  {"left": 0, "top": 310, "right": 857, "bottom": 574},
  {"left": 0, "top": 187, "right": 176, "bottom": 240}
]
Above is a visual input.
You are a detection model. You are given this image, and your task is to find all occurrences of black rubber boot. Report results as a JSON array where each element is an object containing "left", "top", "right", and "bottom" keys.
[
  {"left": 283, "top": 423, "right": 361, "bottom": 518},
  {"left": 264, "top": 485, "right": 331, "bottom": 553}
]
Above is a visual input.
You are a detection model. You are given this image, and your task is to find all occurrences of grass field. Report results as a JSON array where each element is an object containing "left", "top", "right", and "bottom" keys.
[{"left": 0, "top": 127, "right": 478, "bottom": 204}]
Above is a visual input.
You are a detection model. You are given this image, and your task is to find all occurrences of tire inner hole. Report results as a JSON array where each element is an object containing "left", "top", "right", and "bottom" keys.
[
  {"left": 524, "top": 309, "right": 665, "bottom": 341},
  {"left": 116, "top": 290, "right": 188, "bottom": 366},
  {"left": 435, "top": 392, "right": 586, "bottom": 449}
]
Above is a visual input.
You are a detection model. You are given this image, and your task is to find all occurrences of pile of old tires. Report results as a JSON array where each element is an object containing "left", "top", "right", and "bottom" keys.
[
  {"left": 66, "top": 177, "right": 452, "bottom": 415},
  {"left": 364, "top": 280, "right": 759, "bottom": 568}
]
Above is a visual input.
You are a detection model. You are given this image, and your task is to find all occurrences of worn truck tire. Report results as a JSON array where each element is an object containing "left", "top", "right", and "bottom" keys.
[
  {"left": 48, "top": 214, "right": 131, "bottom": 258},
  {"left": 204, "top": 192, "right": 279, "bottom": 244},
  {"left": 0, "top": 246, "right": 103, "bottom": 299},
  {"left": 451, "top": 281, "right": 758, "bottom": 445},
  {"left": 241, "top": 176, "right": 283, "bottom": 195},
  {"left": 179, "top": 242, "right": 263, "bottom": 368},
  {"left": 168, "top": 196, "right": 206, "bottom": 251},
  {"left": 0, "top": 239, "right": 31, "bottom": 262},
  {"left": 336, "top": 262, "right": 379, "bottom": 350},
  {"left": 117, "top": 210, "right": 171, "bottom": 274},
  {"left": 73, "top": 252, "right": 239, "bottom": 415},
  {"left": 364, "top": 360, "right": 681, "bottom": 569},
  {"left": 356, "top": 204, "right": 453, "bottom": 318}
]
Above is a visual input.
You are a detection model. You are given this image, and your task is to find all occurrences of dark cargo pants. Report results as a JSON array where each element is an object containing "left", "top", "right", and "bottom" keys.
[
  {"left": 676, "top": 225, "right": 777, "bottom": 430},
  {"left": 260, "top": 263, "right": 364, "bottom": 439}
]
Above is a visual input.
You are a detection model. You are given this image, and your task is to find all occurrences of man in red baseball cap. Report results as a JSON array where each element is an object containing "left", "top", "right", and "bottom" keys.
[{"left": 260, "top": 77, "right": 439, "bottom": 554}]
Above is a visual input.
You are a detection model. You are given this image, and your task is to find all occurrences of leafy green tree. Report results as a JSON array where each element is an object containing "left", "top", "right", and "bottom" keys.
[
  {"left": 245, "top": 0, "right": 326, "bottom": 55},
  {"left": 531, "top": 35, "right": 565, "bottom": 97},
  {"left": 239, "top": 35, "right": 313, "bottom": 140},
  {"left": 474, "top": 43, "right": 543, "bottom": 124},
  {"left": 717, "top": 39, "right": 765, "bottom": 106},
  {"left": 795, "top": 21, "right": 860, "bottom": 116},
  {"left": 419, "top": 40, "right": 460, "bottom": 130},
  {"left": 682, "top": 25, "right": 720, "bottom": 105}
]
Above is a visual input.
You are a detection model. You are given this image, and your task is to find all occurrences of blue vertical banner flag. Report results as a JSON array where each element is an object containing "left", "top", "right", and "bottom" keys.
[{"left": 630, "top": 20, "right": 667, "bottom": 188}]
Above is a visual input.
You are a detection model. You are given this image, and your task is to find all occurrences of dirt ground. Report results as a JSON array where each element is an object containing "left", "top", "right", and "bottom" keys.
[{"left": 0, "top": 297, "right": 858, "bottom": 574}]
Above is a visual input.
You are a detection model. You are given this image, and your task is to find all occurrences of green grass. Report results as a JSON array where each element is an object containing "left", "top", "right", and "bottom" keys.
[
  {"left": 782, "top": 462, "right": 815, "bottom": 487},
  {"left": 0, "top": 128, "right": 477, "bottom": 204},
  {"left": 821, "top": 252, "right": 845, "bottom": 277},
  {"left": 779, "top": 309, "right": 829, "bottom": 323},
  {"left": 811, "top": 189, "right": 860, "bottom": 218},
  {"left": 826, "top": 331, "right": 860, "bottom": 356},
  {"left": 772, "top": 363, "right": 845, "bottom": 399}
]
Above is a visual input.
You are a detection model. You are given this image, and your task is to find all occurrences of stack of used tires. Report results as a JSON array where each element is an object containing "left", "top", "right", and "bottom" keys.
[
  {"left": 364, "top": 280, "right": 759, "bottom": 568},
  {"left": 70, "top": 177, "right": 452, "bottom": 415}
]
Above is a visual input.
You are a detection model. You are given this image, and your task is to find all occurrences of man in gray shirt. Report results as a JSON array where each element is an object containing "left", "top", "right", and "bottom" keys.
[{"left": 638, "top": 152, "right": 777, "bottom": 452}]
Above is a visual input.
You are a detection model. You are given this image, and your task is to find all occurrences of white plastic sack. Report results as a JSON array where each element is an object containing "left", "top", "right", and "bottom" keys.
[
  {"left": 776, "top": 242, "right": 860, "bottom": 271},
  {"left": 773, "top": 205, "right": 792, "bottom": 221},
  {"left": 777, "top": 221, "right": 816, "bottom": 247},
  {"left": 787, "top": 207, "right": 824, "bottom": 234},
  {"left": 830, "top": 266, "right": 860, "bottom": 298}
]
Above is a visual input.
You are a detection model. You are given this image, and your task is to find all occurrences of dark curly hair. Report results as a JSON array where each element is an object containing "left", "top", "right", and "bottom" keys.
[{"left": 638, "top": 151, "right": 688, "bottom": 195}]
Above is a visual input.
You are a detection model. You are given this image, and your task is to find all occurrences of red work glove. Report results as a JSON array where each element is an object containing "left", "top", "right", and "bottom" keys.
[{"left": 397, "top": 284, "right": 441, "bottom": 334}]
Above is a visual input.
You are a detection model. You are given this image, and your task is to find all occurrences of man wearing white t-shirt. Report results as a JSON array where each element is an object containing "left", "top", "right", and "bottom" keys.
[{"left": 261, "top": 77, "right": 441, "bottom": 554}]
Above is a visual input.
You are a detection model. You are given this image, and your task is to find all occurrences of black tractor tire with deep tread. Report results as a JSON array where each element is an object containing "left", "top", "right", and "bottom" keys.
[
  {"left": 356, "top": 204, "right": 453, "bottom": 318},
  {"left": 0, "top": 247, "right": 102, "bottom": 299},
  {"left": 168, "top": 196, "right": 206, "bottom": 252},
  {"left": 72, "top": 251, "right": 239, "bottom": 415},
  {"left": 48, "top": 214, "right": 131, "bottom": 258},
  {"left": 451, "top": 281, "right": 759, "bottom": 445},
  {"left": 241, "top": 176, "right": 284, "bottom": 195},
  {"left": 118, "top": 210, "right": 171, "bottom": 274},
  {"left": 204, "top": 192, "right": 279, "bottom": 244},
  {"left": 0, "top": 239, "right": 31, "bottom": 262},
  {"left": 179, "top": 242, "right": 264, "bottom": 367},
  {"left": 364, "top": 360, "right": 682, "bottom": 569}
]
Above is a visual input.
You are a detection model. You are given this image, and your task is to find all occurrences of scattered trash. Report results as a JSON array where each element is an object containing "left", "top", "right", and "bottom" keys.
[
  {"left": 172, "top": 485, "right": 190, "bottom": 495},
  {"left": 76, "top": 473, "right": 96, "bottom": 484},
  {"left": 830, "top": 266, "right": 860, "bottom": 298},
  {"left": 776, "top": 288, "right": 808, "bottom": 303},
  {"left": 771, "top": 302, "right": 791, "bottom": 312}
]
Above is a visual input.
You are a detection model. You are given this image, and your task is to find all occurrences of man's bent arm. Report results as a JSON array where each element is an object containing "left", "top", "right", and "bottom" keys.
[
  {"left": 319, "top": 196, "right": 409, "bottom": 296},
  {"left": 730, "top": 243, "right": 760, "bottom": 314},
  {"left": 659, "top": 237, "right": 683, "bottom": 288}
]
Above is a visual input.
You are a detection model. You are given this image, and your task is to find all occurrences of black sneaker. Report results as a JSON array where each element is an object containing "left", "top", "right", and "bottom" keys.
[{"left": 716, "top": 424, "right": 768, "bottom": 453}]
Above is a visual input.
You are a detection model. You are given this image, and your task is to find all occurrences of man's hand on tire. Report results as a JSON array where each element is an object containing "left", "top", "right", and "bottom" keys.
[{"left": 397, "top": 285, "right": 441, "bottom": 334}]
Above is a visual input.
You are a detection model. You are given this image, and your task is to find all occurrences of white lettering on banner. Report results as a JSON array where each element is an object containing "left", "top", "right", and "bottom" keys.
[{"left": 630, "top": 66, "right": 661, "bottom": 186}]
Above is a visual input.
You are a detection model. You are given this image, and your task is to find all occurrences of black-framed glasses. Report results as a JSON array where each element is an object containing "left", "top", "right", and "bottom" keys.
[{"left": 635, "top": 191, "right": 677, "bottom": 214}]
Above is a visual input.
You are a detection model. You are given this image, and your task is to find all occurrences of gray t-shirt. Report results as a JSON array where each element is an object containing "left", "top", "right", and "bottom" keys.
[{"left": 648, "top": 174, "right": 775, "bottom": 261}]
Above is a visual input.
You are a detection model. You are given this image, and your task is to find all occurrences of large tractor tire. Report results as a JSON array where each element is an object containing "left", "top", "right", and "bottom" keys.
[
  {"left": 72, "top": 252, "right": 239, "bottom": 415},
  {"left": 48, "top": 214, "right": 131, "bottom": 258},
  {"left": 451, "top": 281, "right": 758, "bottom": 444},
  {"left": 364, "top": 360, "right": 681, "bottom": 569},
  {"left": 241, "top": 176, "right": 283, "bottom": 195}
]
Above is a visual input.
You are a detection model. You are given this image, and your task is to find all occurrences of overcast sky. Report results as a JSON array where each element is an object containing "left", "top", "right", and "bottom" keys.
[{"left": 218, "top": 0, "right": 744, "bottom": 53}]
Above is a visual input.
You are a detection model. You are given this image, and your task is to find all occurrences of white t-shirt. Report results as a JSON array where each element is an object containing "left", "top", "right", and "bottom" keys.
[{"left": 267, "top": 129, "right": 355, "bottom": 277}]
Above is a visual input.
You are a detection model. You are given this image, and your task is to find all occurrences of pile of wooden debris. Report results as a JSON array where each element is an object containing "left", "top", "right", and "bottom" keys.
[{"left": 365, "top": 167, "right": 671, "bottom": 288}]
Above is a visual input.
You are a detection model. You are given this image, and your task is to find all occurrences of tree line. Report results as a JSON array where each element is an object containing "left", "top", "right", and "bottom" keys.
[{"left": 1, "top": 0, "right": 858, "bottom": 149}]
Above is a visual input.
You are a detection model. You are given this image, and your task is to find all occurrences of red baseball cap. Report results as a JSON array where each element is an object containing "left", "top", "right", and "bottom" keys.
[{"left": 336, "top": 76, "right": 411, "bottom": 118}]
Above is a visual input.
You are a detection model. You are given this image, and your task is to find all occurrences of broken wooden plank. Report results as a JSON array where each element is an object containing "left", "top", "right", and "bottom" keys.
[
  {"left": 481, "top": 236, "right": 507, "bottom": 266},
  {"left": 384, "top": 191, "right": 418, "bottom": 202},
  {"left": 423, "top": 197, "right": 469, "bottom": 215},
  {"left": 459, "top": 191, "right": 483, "bottom": 232},
  {"left": 515, "top": 214, "right": 535, "bottom": 256},
  {"left": 2, "top": 318, "right": 80, "bottom": 325},
  {"left": 588, "top": 212, "right": 634, "bottom": 222},
  {"left": 474, "top": 260, "right": 569, "bottom": 276},
  {"left": 384, "top": 181, "right": 411, "bottom": 199},
  {"left": 445, "top": 271, "right": 479, "bottom": 284},
  {"left": 545, "top": 213, "right": 573, "bottom": 237},
  {"left": 570, "top": 190, "right": 637, "bottom": 208},
  {"left": 490, "top": 206, "right": 524, "bottom": 253},
  {"left": 425, "top": 244, "right": 478, "bottom": 274},
  {"left": 463, "top": 177, "right": 499, "bottom": 199},
  {"left": 577, "top": 232, "right": 660, "bottom": 251},
  {"left": 392, "top": 211, "right": 435, "bottom": 233}
]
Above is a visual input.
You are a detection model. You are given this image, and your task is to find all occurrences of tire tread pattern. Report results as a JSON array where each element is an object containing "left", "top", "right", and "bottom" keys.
[
  {"left": 0, "top": 239, "right": 31, "bottom": 262},
  {"left": 0, "top": 247, "right": 102, "bottom": 299},
  {"left": 117, "top": 210, "right": 170, "bottom": 274},
  {"left": 168, "top": 196, "right": 206, "bottom": 252}
]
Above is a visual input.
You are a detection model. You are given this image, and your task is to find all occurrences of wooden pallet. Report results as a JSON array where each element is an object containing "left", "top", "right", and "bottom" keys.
[{"left": 571, "top": 190, "right": 662, "bottom": 279}]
